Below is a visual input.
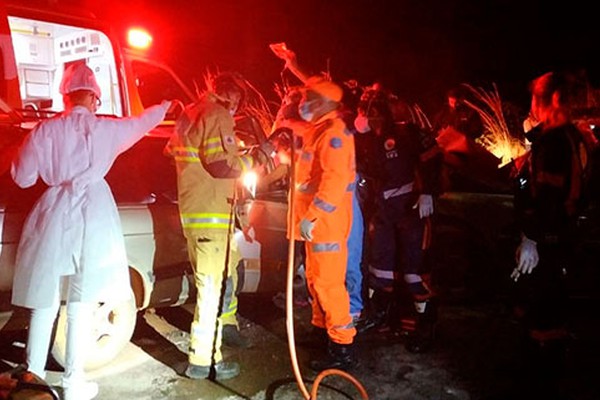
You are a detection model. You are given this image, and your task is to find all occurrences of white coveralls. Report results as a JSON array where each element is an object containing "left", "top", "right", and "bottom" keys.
[{"left": 10, "top": 103, "right": 169, "bottom": 382}]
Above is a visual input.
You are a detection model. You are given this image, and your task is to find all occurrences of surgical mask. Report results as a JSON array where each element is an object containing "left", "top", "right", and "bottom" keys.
[
  {"left": 354, "top": 114, "right": 371, "bottom": 133},
  {"left": 298, "top": 102, "right": 314, "bottom": 122}
]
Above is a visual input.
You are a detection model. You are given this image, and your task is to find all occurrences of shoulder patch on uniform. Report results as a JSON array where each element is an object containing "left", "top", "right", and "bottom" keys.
[
  {"left": 384, "top": 138, "right": 396, "bottom": 150},
  {"left": 224, "top": 135, "right": 236, "bottom": 145},
  {"left": 330, "top": 137, "right": 343, "bottom": 149}
]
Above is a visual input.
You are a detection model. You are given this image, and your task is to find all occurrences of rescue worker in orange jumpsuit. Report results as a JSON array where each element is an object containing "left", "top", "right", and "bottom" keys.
[
  {"left": 166, "top": 72, "right": 273, "bottom": 380},
  {"left": 291, "top": 76, "right": 357, "bottom": 371}
]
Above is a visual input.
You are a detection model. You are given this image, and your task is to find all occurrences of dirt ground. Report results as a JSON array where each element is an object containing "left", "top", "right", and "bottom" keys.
[{"left": 2, "top": 282, "right": 600, "bottom": 400}]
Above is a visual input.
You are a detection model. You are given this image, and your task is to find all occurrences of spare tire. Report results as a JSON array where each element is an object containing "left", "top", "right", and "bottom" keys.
[{"left": 51, "top": 289, "right": 137, "bottom": 371}]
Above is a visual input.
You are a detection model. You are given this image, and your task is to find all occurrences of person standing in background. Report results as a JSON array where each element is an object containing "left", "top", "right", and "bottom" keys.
[
  {"left": 511, "top": 71, "right": 591, "bottom": 398},
  {"left": 356, "top": 87, "right": 442, "bottom": 353}
]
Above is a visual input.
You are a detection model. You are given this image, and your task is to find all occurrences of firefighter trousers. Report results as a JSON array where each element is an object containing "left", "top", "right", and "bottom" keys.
[{"left": 185, "top": 230, "right": 240, "bottom": 366}]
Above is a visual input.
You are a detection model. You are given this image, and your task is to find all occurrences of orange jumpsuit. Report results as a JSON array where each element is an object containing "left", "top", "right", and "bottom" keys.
[{"left": 291, "top": 111, "right": 356, "bottom": 344}]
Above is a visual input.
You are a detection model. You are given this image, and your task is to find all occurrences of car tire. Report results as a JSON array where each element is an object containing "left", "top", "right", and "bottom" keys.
[{"left": 51, "top": 290, "right": 138, "bottom": 371}]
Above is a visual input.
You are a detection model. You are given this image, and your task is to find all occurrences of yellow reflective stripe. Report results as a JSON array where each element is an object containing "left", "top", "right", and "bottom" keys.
[
  {"left": 205, "top": 147, "right": 225, "bottom": 156},
  {"left": 238, "top": 155, "right": 253, "bottom": 172},
  {"left": 184, "top": 222, "right": 230, "bottom": 229},
  {"left": 174, "top": 156, "right": 200, "bottom": 163},
  {"left": 202, "top": 136, "right": 224, "bottom": 156},
  {"left": 172, "top": 146, "right": 200, "bottom": 163},
  {"left": 220, "top": 309, "right": 236, "bottom": 319},
  {"left": 181, "top": 213, "right": 231, "bottom": 229}
]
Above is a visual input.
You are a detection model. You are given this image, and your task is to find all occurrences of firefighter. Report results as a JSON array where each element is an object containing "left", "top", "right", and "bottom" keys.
[
  {"left": 166, "top": 72, "right": 274, "bottom": 380},
  {"left": 356, "top": 87, "right": 442, "bottom": 353},
  {"left": 11, "top": 63, "right": 170, "bottom": 400},
  {"left": 511, "top": 71, "right": 591, "bottom": 396}
]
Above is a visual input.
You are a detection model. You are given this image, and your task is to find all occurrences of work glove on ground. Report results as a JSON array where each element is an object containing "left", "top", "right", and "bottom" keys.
[
  {"left": 512, "top": 235, "right": 539, "bottom": 281},
  {"left": 299, "top": 218, "right": 315, "bottom": 241},
  {"left": 413, "top": 194, "right": 434, "bottom": 218}
]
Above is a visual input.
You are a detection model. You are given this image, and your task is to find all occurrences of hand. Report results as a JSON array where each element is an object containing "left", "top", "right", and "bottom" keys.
[
  {"left": 252, "top": 140, "right": 275, "bottom": 165},
  {"left": 259, "top": 140, "right": 276, "bottom": 156},
  {"left": 511, "top": 235, "right": 539, "bottom": 281},
  {"left": 299, "top": 218, "right": 315, "bottom": 241},
  {"left": 412, "top": 194, "right": 434, "bottom": 218},
  {"left": 270, "top": 127, "right": 293, "bottom": 151},
  {"left": 161, "top": 100, "right": 172, "bottom": 110},
  {"left": 269, "top": 42, "right": 297, "bottom": 66}
]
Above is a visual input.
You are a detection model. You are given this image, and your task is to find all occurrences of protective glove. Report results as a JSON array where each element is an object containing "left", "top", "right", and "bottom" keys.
[
  {"left": 412, "top": 194, "right": 434, "bottom": 219},
  {"left": 299, "top": 218, "right": 316, "bottom": 241},
  {"left": 161, "top": 99, "right": 173, "bottom": 113},
  {"left": 511, "top": 235, "right": 539, "bottom": 281}
]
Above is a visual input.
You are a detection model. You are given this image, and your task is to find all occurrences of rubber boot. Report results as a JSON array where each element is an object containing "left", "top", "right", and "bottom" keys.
[
  {"left": 360, "top": 289, "right": 393, "bottom": 333},
  {"left": 405, "top": 299, "right": 437, "bottom": 353},
  {"left": 309, "top": 340, "right": 355, "bottom": 371},
  {"left": 185, "top": 360, "right": 240, "bottom": 380}
]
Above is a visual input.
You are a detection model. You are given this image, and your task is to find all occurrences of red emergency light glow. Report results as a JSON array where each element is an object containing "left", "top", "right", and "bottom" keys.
[{"left": 127, "top": 28, "right": 152, "bottom": 50}]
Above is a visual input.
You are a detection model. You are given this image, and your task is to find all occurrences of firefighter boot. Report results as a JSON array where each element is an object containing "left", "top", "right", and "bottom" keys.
[
  {"left": 185, "top": 361, "right": 240, "bottom": 380},
  {"left": 405, "top": 299, "right": 437, "bottom": 353},
  {"left": 360, "top": 289, "right": 394, "bottom": 333},
  {"left": 309, "top": 340, "right": 355, "bottom": 371}
]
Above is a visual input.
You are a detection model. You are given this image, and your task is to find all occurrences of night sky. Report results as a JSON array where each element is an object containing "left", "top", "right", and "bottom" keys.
[{"left": 73, "top": 0, "right": 598, "bottom": 115}]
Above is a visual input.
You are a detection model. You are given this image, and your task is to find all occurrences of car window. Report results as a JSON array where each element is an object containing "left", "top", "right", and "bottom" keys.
[
  {"left": 106, "top": 136, "right": 177, "bottom": 204},
  {"left": 130, "top": 60, "right": 193, "bottom": 109}
]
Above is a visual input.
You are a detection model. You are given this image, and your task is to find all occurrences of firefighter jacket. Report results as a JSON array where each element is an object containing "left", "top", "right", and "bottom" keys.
[
  {"left": 364, "top": 122, "right": 442, "bottom": 199},
  {"left": 291, "top": 111, "right": 355, "bottom": 243},
  {"left": 167, "top": 93, "right": 256, "bottom": 234},
  {"left": 514, "top": 122, "right": 589, "bottom": 243}
]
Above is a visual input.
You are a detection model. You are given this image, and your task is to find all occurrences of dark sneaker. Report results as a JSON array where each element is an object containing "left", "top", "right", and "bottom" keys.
[
  {"left": 184, "top": 361, "right": 240, "bottom": 380},
  {"left": 222, "top": 325, "right": 251, "bottom": 349}
]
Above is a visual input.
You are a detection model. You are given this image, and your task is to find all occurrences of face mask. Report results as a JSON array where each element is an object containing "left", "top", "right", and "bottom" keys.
[
  {"left": 298, "top": 102, "right": 314, "bottom": 122},
  {"left": 354, "top": 114, "right": 371, "bottom": 133}
]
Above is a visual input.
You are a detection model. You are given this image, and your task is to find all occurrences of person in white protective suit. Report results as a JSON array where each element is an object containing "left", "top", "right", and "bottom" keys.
[{"left": 10, "top": 63, "right": 170, "bottom": 400}]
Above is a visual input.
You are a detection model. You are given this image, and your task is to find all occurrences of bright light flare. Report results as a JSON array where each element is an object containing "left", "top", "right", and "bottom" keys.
[
  {"left": 127, "top": 28, "right": 152, "bottom": 50},
  {"left": 242, "top": 171, "right": 258, "bottom": 198}
]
